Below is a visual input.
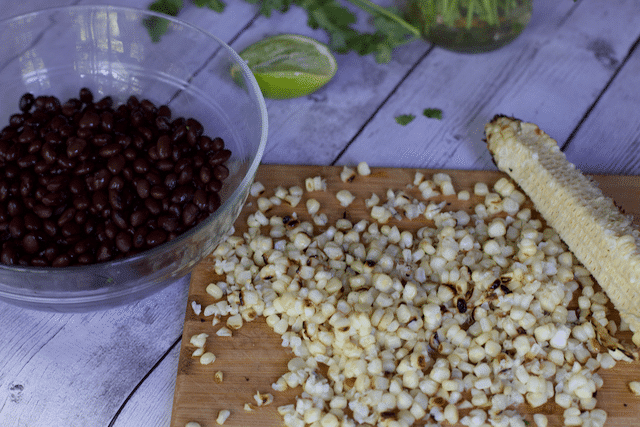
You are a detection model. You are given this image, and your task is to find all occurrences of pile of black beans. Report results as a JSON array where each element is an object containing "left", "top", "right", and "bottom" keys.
[{"left": 0, "top": 88, "right": 231, "bottom": 267}]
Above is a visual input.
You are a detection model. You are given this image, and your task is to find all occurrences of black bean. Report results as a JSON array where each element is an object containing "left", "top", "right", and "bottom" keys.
[
  {"left": 178, "top": 166, "right": 193, "bottom": 184},
  {"left": 73, "top": 195, "right": 91, "bottom": 211},
  {"left": 213, "top": 164, "right": 229, "bottom": 181},
  {"left": 208, "top": 149, "right": 231, "bottom": 166},
  {"left": 112, "top": 209, "right": 127, "bottom": 229},
  {"left": 67, "top": 137, "right": 87, "bottom": 158},
  {"left": 10, "top": 114, "right": 26, "bottom": 128},
  {"left": 100, "top": 111, "right": 114, "bottom": 132},
  {"left": 115, "top": 231, "right": 132, "bottom": 253},
  {"left": 92, "top": 191, "right": 108, "bottom": 211},
  {"left": 18, "top": 127, "right": 36, "bottom": 144},
  {"left": 96, "top": 244, "right": 112, "bottom": 262},
  {"left": 1, "top": 247, "right": 18, "bottom": 265},
  {"left": 58, "top": 207, "right": 76, "bottom": 226},
  {"left": 95, "top": 96, "right": 113, "bottom": 110},
  {"left": 93, "top": 169, "right": 111, "bottom": 190},
  {"left": 171, "top": 125, "right": 187, "bottom": 143},
  {"left": 146, "top": 229, "right": 167, "bottom": 247},
  {"left": 79, "top": 88, "right": 94, "bottom": 104},
  {"left": 207, "top": 178, "right": 222, "bottom": 193},
  {"left": 135, "top": 179, "right": 150, "bottom": 199},
  {"left": 182, "top": 203, "right": 198, "bottom": 226},
  {"left": 19, "top": 93, "right": 35, "bottom": 112},
  {"left": 61, "top": 222, "right": 81, "bottom": 237},
  {"left": 163, "top": 174, "right": 177, "bottom": 191},
  {"left": 207, "top": 193, "right": 221, "bottom": 212},
  {"left": 24, "top": 213, "right": 41, "bottom": 231},
  {"left": 104, "top": 222, "right": 117, "bottom": 240},
  {"left": 74, "top": 238, "right": 92, "bottom": 254},
  {"left": 107, "top": 155, "right": 126, "bottom": 175},
  {"left": 9, "top": 217, "right": 25, "bottom": 238},
  {"left": 158, "top": 215, "right": 179, "bottom": 232},
  {"left": 51, "top": 254, "right": 71, "bottom": 267},
  {"left": 156, "top": 160, "right": 173, "bottom": 172},
  {"left": 34, "top": 204, "right": 53, "bottom": 219},
  {"left": 22, "top": 233, "right": 40, "bottom": 254},
  {"left": 1, "top": 92, "right": 231, "bottom": 267},
  {"left": 130, "top": 209, "right": 149, "bottom": 227},
  {"left": 144, "top": 198, "right": 161, "bottom": 216},
  {"left": 7, "top": 199, "right": 22, "bottom": 216},
  {"left": 171, "top": 186, "right": 194, "bottom": 204},
  {"left": 157, "top": 105, "right": 171, "bottom": 118},
  {"left": 193, "top": 189, "right": 208, "bottom": 211},
  {"left": 99, "top": 143, "right": 122, "bottom": 158},
  {"left": 132, "top": 226, "right": 147, "bottom": 248},
  {"left": 79, "top": 111, "right": 100, "bottom": 129},
  {"left": 156, "top": 135, "right": 171, "bottom": 159},
  {"left": 92, "top": 133, "right": 111, "bottom": 147},
  {"left": 133, "top": 158, "right": 150, "bottom": 174},
  {"left": 155, "top": 115, "right": 170, "bottom": 132},
  {"left": 150, "top": 185, "right": 167, "bottom": 200}
]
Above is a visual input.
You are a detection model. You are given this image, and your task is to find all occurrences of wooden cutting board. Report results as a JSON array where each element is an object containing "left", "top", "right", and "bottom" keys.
[{"left": 171, "top": 165, "right": 640, "bottom": 427}]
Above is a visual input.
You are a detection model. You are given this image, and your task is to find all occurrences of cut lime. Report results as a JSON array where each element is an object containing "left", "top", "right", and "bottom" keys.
[{"left": 232, "top": 34, "right": 338, "bottom": 100}]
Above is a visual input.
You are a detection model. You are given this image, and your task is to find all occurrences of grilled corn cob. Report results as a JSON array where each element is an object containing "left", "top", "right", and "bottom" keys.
[{"left": 485, "top": 115, "right": 640, "bottom": 347}]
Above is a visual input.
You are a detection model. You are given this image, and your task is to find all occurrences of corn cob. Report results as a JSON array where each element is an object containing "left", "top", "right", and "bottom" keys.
[{"left": 485, "top": 115, "right": 640, "bottom": 347}]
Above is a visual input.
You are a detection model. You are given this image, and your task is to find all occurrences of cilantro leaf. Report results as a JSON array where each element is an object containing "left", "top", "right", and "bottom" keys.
[
  {"left": 423, "top": 108, "right": 443, "bottom": 120},
  {"left": 146, "top": 0, "right": 422, "bottom": 61},
  {"left": 145, "top": 0, "right": 183, "bottom": 42},
  {"left": 395, "top": 114, "right": 415, "bottom": 125},
  {"left": 193, "top": 0, "right": 226, "bottom": 12}
]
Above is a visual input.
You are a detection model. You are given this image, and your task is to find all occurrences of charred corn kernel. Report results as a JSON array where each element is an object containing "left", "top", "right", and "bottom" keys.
[
  {"left": 340, "top": 166, "right": 356, "bottom": 183},
  {"left": 486, "top": 116, "right": 640, "bottom": 346}
]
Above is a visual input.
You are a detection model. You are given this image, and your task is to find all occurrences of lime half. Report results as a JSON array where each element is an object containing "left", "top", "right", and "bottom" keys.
[{"left": 233, "top": 34, "right": 338, "bottom": 100}]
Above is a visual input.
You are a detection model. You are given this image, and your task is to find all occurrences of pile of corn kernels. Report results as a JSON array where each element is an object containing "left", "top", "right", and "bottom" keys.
[{"left": 189, "top": 163, "right": 636, "bottom": 427}]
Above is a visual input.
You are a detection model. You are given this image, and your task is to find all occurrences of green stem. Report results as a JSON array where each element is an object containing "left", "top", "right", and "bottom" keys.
[
  {"left": 466, "top": 0, "right": 475, "bottom": 29},
  {"left": 345, "top": 0, "right": 422, "bottom": 37}
]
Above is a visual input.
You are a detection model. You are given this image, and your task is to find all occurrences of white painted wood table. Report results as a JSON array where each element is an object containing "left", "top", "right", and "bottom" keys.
[{"left": 1, "top": 0, "right": 639, "bottom": 426}]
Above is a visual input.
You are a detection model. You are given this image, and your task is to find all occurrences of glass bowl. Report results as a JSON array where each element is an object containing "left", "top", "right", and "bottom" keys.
[{"left": 0, "top": 5, "right": 268, "bottom": 311}]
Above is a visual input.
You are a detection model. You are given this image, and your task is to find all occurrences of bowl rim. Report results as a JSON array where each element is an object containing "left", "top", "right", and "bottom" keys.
[{"left": 0, "top": 5, "right": 268, "bottom": 281}]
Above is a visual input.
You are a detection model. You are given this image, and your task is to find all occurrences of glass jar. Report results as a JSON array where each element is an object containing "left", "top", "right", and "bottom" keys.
[{"left": 402, "top": 0, "right": 533, "bottom": 53}]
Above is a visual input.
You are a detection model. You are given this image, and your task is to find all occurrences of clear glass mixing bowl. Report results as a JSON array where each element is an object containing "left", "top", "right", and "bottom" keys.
[{"left": 0, "top": 5, "right": 267, "bottom": 311}]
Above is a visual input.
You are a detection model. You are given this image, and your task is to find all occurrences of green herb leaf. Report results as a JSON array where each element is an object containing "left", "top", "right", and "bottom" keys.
[
  {"left": 395, "top": 114, "right": 415, "bottom": 125},
  {"left": 146, "top": 0, "right": 422, "bottom": 61},
  {"left": 193, "top": 0, "right": 226, "bottom": 12},
  {"left": 423, "top": 108, "right": 443, "bottom": 120},
  {"left": 145, "top": 0, "right": 183, "bottom": 42}
]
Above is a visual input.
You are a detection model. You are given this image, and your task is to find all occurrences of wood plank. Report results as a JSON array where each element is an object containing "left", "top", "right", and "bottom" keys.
[
  {"left": 336, "top": 0, "right": 640, "bottom": 172},
  {"left": 0, "top": 279, "right": 189, "bottom": 427},
  {"left": 171, "top": 165, "right": 640, "bottom": 427},
  {"left": 110, "top": 343, "right": 181, "bottom": 427},
  {"left": 564, "top": 42, "right": 640, "bottom": 175}
]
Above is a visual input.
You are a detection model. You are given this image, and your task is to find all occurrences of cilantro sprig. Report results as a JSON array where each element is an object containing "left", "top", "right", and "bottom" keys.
[{"left": 146, "top": 0, "right": 421, "bottom": 62}]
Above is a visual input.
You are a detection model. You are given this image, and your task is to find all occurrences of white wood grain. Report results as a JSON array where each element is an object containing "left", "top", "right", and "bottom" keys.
[
  {"left": 336, "top": 0, "right": 640, "bottom": 171},
  {"left": 0, "top": 278, "right": 188, "bottom": 427},
  {"left": 110, "top": 343, "right": 181, "bottom": 427},
  {"left": 564, "top": 39, "right": 640, "bottom": 174}
]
